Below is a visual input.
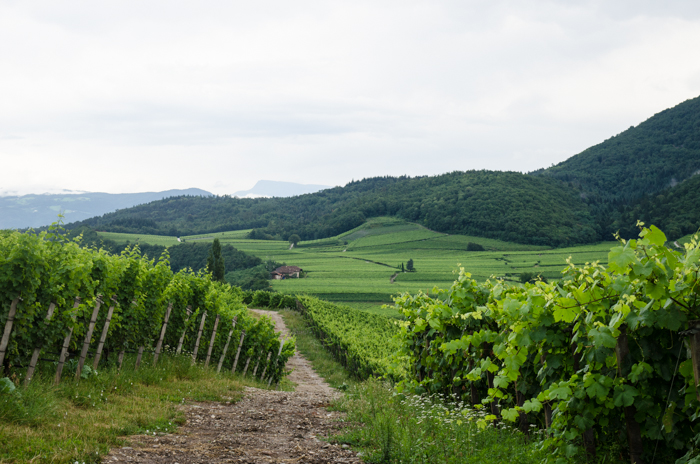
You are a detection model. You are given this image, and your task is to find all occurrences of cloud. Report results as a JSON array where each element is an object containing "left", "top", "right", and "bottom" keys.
[{"left": 1, "top": 0, "right": 700, "bottom": 195}]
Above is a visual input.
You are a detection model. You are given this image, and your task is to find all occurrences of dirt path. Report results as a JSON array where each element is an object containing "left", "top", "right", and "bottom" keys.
[{"left": 104, "top": 309, "right": 361, "bottom": 464}]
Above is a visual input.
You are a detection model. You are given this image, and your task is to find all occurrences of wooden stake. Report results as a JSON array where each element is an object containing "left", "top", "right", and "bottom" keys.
[
  {"left": 25, "top": 302, "right": 56, "bottom": 385},
  {"left": 191, "top": 311, "right": 207, "bottom": 364},
  {"left": 615, "top": 325, "right": 644, "bottom": 464},
  {"left": 93, "top": 297, "right": 116, "bottom": 370},
  {"left": 153, "top": 303, "right": 173, "bottom": 365},
  {"left": 135, "top": 346, "right": 144, "bottom": 370},
  {"left": 242, "top": 356, "right": 252, "bottom": 376},
  {"left": 259, "top": 351, "right": 272, "bottom": 381},
  {"left": 267, "top": 339, "right": 285, "bottom": 387},
  {"left": 252, "top": 353, "right": 261, "bottom": 377},
  {"left": 75, "top": 296, "right": 103, "bottom": 380},
  {"left": 687, "top": 319, "right": 700, "bottom": 402},
  {"left": 0, "top": 297, "right": 20, "bottom": 374},
  {"left": 232, "top": 331, "right": 246, "bottom": 374},
  {"left": 176, "top": 306, "right": 193, "bottom": 355},
  {"left": 204, "top": 314, "right": 220, "bottom": 368},
  {"left": 217, "top": 317, "right": 237, "bottom": 373},
  {"left": 54, "top": 297, "right": 81, "bottom": 385}
]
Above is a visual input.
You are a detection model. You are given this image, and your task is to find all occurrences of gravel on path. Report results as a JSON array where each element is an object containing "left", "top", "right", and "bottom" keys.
[{"left": 103, "top": 309, "right": 362, "bottom": 464}]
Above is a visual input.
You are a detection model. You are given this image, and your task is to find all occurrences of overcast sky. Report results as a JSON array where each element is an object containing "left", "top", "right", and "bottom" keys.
[{"left": 2, "top": 0, "right": 700, "bottom": 196}]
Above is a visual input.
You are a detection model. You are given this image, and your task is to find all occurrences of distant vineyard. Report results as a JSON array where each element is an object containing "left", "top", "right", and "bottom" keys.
[
  {"left": 392, "top": 225, "right": 700, "bottom": 463},
  {"left": 0, "top": 227, "right": 294, "bottom": 386},
  {"left": 294, "top": 295, "right": 400, "bottom": 379}
]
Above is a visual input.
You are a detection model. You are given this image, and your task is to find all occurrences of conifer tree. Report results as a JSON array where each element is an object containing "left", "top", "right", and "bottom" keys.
[{"left": 207, "top": 238, "right": 225, "bottom": 282}]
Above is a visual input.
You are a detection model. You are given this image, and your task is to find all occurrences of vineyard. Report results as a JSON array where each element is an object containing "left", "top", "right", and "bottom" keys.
[
  {"left": 294, "top": 295, "right": 400, "bottom": 379},
  {"left": 0, "top": 226, "right": 295, "bottom": 388},
  {"left": 392, "top": 225, "right": 700, "bottom": 463},
  {"left": 253, "top": 225, "right": 700, "bottom": 463}
]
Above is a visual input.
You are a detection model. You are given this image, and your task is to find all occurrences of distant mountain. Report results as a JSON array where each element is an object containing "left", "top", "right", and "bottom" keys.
[
  {"left": 233, "top": 180, "right": 330, "bottom": 198},
  {"left": 60, "top": 94, "right": 700, "bottom": 245},
  {"left": 0, "top": 188, "right": 212, "bottom": 230}
]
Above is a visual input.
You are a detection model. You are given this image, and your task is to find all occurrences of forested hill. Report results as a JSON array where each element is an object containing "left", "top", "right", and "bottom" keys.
[
  {"left": 612, "top": 173, "right": 700, "bottom": 240},
  {"left": 534, "top": 95, "right": 700, "bottom": 205},
  {"left": 70, "top": 171, "right": 597, "bottom": 247}
]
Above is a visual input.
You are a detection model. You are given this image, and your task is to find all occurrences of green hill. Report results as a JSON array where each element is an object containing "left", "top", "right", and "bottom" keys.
[
  {"left": 72, "top": 171, "right": 597, "bottom": 247},
  {"left": 612, "top": 173, "right": 700, "bottom": 240},
  {"left": 64, "top": 95, "right": 700, "bottom": 246},
  {"left": 533, "top": 95, "right": 700, "bottom": 238},
  {"left": 535, "top": 95, "right": 700, "bottom": 203}
]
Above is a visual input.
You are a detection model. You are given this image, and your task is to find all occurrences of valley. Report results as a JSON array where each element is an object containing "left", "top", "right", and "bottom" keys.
[{"left": 98, "top": 216, "right": 616, "bottom": 316}]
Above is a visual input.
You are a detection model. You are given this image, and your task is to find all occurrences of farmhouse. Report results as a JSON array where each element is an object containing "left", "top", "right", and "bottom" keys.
[{"left": 271, "top": 265, "right": 303, "bottom": 279}]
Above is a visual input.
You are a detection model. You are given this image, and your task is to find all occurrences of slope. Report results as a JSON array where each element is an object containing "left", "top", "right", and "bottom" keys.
[
  {"left": 612, "top": 173, "right": 700, "bottom": 240},
  {"left": 72, "top": 171, "right": 597, "bottom": 247},
  {"left": 535, "top": 95, "right": 700, "bottom": 205}
]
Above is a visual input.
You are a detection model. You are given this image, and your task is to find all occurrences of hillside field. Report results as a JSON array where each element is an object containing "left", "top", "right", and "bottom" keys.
[{"left": 99, "top": 217, "right": 615, "bottom": 317}]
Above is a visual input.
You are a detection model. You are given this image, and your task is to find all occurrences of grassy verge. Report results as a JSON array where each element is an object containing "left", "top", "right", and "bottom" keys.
[
  {"left": 279, "top": 308, "right": 356, "bottom": 390},
  {"left": 0, "top": 354, "right": 270, "bottom": 463},
  {"left": 279, "top": 307, "right": 547, "bottom": 464},
  {"left": 333, "top": 380, "right": 546, "bottom": 464}
]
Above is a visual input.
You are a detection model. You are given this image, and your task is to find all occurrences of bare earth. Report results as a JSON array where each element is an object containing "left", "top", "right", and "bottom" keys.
[{"left": 104, "top": 309, "right": 362, "bottom": 464}]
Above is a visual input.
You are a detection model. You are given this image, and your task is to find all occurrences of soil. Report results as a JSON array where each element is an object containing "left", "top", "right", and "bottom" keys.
[{"left": 104, "top": 309, "right": 362, "bottom": 464}]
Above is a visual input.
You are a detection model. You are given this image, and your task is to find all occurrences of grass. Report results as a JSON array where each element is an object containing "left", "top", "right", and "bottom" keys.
[
  {"left": 278, "top": 306, "right": 547, "bottom": 464},
  {"left": 332, "top": 380, "right": 546, "bottom": 464},
  {"left": 0, "top": 352, "right": 273, "bottom": 463},
  {"left": 98, "top": 217, "right": 616, "bottom": 316},
  {"left": 279, "top": 309, "right": 356, "bottom": 389},
  {"left": 97, "top": 231, "right": 180, "bottom": 247}
]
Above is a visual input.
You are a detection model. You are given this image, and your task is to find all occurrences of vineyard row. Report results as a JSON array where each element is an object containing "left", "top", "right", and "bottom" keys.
[{"left": 0, "top": 227, "right": 294, "bottom": 386}]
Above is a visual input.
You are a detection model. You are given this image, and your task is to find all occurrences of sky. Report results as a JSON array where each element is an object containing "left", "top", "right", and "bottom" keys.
[{"left": 2, "top": 0, "right": 700, "bottom": 196}]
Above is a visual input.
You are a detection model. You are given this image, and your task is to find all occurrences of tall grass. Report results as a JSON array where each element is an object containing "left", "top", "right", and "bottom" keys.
[
  {"left": 279, "top": 308, "right": 546, "bottom": 463},
  {"left": 333, "top": 380, "right": 546, "bottom": 464}
]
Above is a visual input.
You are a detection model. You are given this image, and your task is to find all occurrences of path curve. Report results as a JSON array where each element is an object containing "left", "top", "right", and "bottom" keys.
[{"left": 105, "top": 309, "right": 361, "bottom": 464}]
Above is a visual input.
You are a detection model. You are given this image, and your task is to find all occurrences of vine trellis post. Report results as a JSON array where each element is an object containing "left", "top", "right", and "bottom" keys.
[
  {"left": 242, "top": 355, "right": 252, "bottom": 377},
  {"left": 232, "top": 331, "right": 245, "bottom": 374},
  {"left": 0, "top": 297, "right": 21, "bottom": 376},
  {"left": 259, "top": 351, "right": 272, "bottom": 381},
  {"left": 204, "top": 314, "right": 220, "bottom": 368},
  {"left": 267, "top": 339, "right": 285, "bottom": 387},
  {"left": 176, "top": 306, "right": 193, "bottom": 355},
  {"left": 54, "top": 297, "right": 81, "bottom": 384},
  {"left": 191, "top": 311, "right": 207, "bottom": 364},
  {"left": 153, "top": 302, "right": 173, "bottom": 365},
  {"left": 217, "top": 317, "right": 237, "bottom": 373},
  {"left": 93, "top": 296, "right": 117, "bottom": 370},
  {"left": 252, "top": 352, "right": 261, "bottom": 377},
  {"left": 75, "top": 295, "right": 103, "bottom": 379},
  {"left": 25, "top": 301, "right": 56, "bottom": 385}
]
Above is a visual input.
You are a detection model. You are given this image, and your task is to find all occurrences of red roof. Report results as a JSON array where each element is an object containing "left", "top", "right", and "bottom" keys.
[{"left": 274, "top": 266, "right": 302, "bottom": 274}]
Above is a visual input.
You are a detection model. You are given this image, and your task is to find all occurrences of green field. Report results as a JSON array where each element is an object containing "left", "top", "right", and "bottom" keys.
[
  {"left": 97, "top": 231, "right": 181, "bottom": 247},
  {"left": 99, "top": 218, "right": 614, "bottom": 316}
]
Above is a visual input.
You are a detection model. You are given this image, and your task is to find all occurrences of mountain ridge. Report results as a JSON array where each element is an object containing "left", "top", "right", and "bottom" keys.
[
  {"left": 0, "top": 188, "right": 212, "bottom": 230},
  {"left": 18, "top": 94, "right": 700, "bottom": 245}
]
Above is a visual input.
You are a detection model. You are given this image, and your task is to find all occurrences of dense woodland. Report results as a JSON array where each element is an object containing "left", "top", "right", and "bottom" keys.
[
  {"left": 613, "top": 173, "right": 700, "bottom": 239},
  {"left": 72, "top": 171, "right": 597, "bottom": 247},
  {"left": 65, "top": 95, "right": 700, "bottom": 246},
  {"left": 533, "top": 95, "right": 700, "bottom": 238}
]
